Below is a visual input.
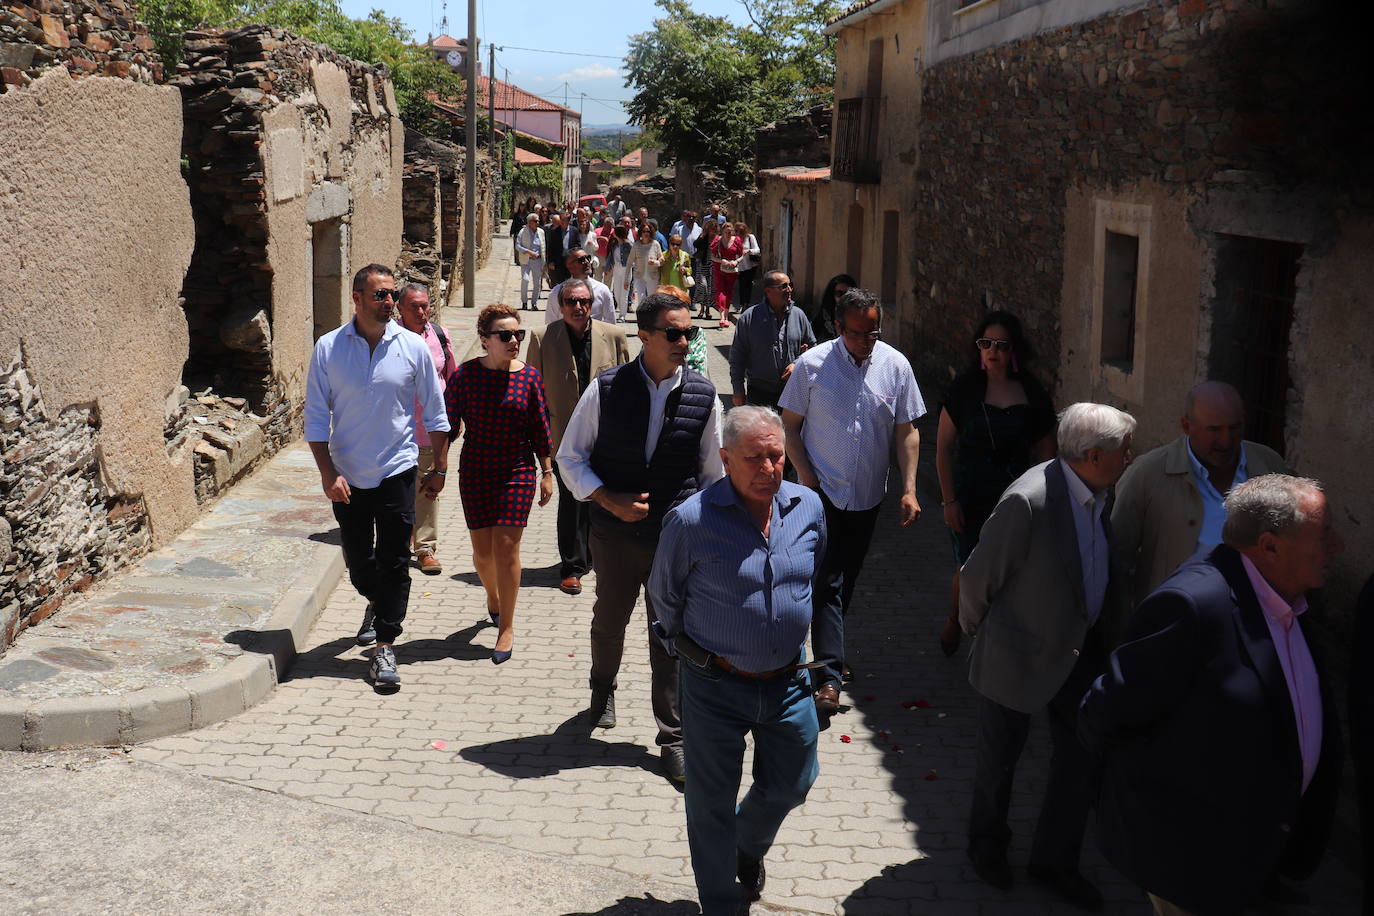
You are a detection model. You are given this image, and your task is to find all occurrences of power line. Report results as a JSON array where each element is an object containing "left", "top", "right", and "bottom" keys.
[{"left": 495, "top": 43, "right": 624, "bottom": 60}]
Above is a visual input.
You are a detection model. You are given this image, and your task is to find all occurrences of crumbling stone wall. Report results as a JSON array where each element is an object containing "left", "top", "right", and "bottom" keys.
[
  {"left": 404, "top": 128, "right": 497, "bottom": 290},
  {"left": 0, "top": 0, "right": 160, "bottom": 91},
  {"left": 1, "top": 27, "right": 194, "bottom": 654},
  {"left": 756, "top": 106, "right": 832, "bottom": 171},
  {"left": 911, "top": 0, "right": 1370, "bottom": 388},
  {"left": 0, "top": 354, "right": 151, "bottom": 646},
  {"left": 174, "top": 26, "right": 403, "bottom": 501}
]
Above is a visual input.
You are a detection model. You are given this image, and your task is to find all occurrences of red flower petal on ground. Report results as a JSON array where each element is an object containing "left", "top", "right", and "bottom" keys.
[
  {"left": 914, "top": 699, "right": 933, "bottom": 708},
  {"left": 839, "top": 735, "right": 852, "bottom": 743},
  {"left": 892, "top": 744, "right": 902, "bottom": 751},
  {"left": 925, "top": 770, "right": 938, "bottom": 781},
  {"left": 877, "top": 730, "right": 889, "bottom": 739},
  {"left": 568, "top": 653, "right": 575, "bottom": 657},
  {"left": 430, "top": 740, "right": 447, "bottom": 750}
]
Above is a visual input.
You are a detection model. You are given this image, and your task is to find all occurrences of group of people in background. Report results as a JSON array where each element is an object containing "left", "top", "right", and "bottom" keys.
[
  {"left": 511, "top": 197, "right": 765, "bottom": 330},
  {"left": 305, "top": 227, "right": 1366, "bottom": 915}
]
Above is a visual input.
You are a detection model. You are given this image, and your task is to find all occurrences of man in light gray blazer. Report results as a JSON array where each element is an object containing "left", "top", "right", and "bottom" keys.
[{"left": 959, "top": 402, "right": 1136, "bottom": 910}]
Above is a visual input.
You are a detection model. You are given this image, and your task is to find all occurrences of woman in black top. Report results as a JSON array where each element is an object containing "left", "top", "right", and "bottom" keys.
[
  {"left": 812, "top": 273, "right": 856, "bottom": 342},
  {"left": 935, "top": 311, "right": 1057, "bottom": 656}
]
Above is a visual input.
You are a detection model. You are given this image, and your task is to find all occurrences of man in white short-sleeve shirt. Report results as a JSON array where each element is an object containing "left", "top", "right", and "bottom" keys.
[{"left": 779, "top": 287, "right": 926, "bottom": 714}]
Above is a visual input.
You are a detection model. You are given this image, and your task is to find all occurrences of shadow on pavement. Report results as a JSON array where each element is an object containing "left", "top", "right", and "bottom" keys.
[
  {"left": 460, "top": 713, "right": 663, "bottom": 779},
  {"left": 395, "top": 621, "right": 498, "bottom": 664},
  {"left": 560, "top": 894, "right": 699, "bottom": 915},
  {"left": 450, "top": 561, "right": 563, "bottom": 590},
  {"left": 307, "top": 528, "right": 342, "bottom": 545}
]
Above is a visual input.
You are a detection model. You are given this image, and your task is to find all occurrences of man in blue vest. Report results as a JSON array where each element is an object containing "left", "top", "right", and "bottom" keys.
[{"left": 556, "top": 292, "right": 725, "bottom": 783}]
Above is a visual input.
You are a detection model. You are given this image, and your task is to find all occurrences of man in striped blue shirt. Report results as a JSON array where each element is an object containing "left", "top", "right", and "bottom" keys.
[{"left": 649, "top": 406, "right": 826, "bottom": 916}]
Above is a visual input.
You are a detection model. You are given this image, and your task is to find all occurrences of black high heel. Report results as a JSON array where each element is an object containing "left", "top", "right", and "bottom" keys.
[{"left": 492, "top": 646, "right": 513, "bottom": 665}]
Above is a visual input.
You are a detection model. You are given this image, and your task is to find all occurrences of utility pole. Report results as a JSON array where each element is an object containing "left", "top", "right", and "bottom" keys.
[
  {"left": 463, "top": 0, "right": 477, "bottom": 309},
  {"left": 488, "top": 41, "right": 496, "bottom": 161}
]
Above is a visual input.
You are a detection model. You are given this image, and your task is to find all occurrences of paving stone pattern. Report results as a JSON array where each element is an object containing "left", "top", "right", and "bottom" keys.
[{"left": 131, "top": 238, "right": 1359, "bottom": 915}]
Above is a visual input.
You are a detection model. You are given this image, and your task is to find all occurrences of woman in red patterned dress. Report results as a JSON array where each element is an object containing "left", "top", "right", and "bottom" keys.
[{"left": 445, "top": 304, "right": 554, "bottom": 664}]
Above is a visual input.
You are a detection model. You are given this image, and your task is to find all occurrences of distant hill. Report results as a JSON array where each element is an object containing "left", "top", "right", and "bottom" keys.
[{"left": 583, "top": 125, "right": 642, "bottom": 136}]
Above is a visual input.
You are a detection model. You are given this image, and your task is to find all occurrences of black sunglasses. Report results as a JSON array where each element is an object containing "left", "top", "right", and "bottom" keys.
[
  {"left": 564, "top": 296, "right": 594, "bottom": 307},
  {"left": 650, "top": 325, "right": 701, "bottom": 343},
  {"left": 576, "top": 255, "right": 593, "bottom": 263},
  {"left": 371, "top": 289, "right": 401, "bottom": 301},
  {"left": 976, "top": 338, "right": 1013, "bottom": 352},
  {"left": 482, "top": 329, "right": 527, "bottom": 343}
]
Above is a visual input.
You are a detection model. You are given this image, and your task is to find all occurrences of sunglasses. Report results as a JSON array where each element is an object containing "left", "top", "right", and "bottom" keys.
[
  {"left": 371, "top": 289, "right": 401, "bottom": 301},
  {"left": 976, "top": 338, "right": 1013, "bottom": 352},
  {"left": 482, "top": 329, "right": 527, "bottom": 343},
  {"left": 841, "top": 328, "right": 881, "bottom": 341},
  {"left": 650, "top": 325, "right": 701, "bottom": 343},
  {"left": 564, "top": 297, "right": 593, "bottom": 307},
  {"left": 577, "top": 255, "right": 593, "bottom": 263}
]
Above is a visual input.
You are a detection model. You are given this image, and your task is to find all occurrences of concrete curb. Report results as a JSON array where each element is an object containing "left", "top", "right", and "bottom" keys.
[{"left": 0, "top": 543, "right": 346, "bottom": 752}]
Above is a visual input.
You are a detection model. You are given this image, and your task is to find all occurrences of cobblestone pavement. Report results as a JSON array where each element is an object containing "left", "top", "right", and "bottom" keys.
[{"left": 131, "top": 237, "right": 1362, "bottom": 915}]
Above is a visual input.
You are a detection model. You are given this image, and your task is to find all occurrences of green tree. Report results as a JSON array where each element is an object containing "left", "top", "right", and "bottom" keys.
[
  {"left": 140, "top": 0, "right": 462, "bottom": 131},
  {"left": 623, "top": 0, "right": 838, "bottom": 188}
]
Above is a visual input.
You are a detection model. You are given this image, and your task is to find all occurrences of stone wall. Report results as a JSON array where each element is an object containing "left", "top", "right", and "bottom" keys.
[
  {"left": 0, "top": 354, "right": 151, "bottom": 645},
  {"left": 174, "top": 26, "right": 403, "bottom": 500},
  {"left": 403, "top": 128, "right": 497, "bottom": 296},
  {"left": 756, "top": 106, "right": 832, "bottom": 171},
  {"left": 0, "top": 48, "right": 194, "bottom": 651},
  {"left": 911, "top": 0, "right": 1371, "bottom": 388},
  {"left": 0, "top": 0, "right": 160, "bottom": 91}
]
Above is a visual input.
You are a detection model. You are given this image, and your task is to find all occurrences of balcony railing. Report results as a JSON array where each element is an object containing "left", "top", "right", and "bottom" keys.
[{"left": 833, "top": 97, "right": 880, "bottom": 184}]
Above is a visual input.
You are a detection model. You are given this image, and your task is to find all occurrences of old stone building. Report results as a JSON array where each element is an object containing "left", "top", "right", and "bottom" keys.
[
  {"left": 0, "top": 9, "right": 408, "bottom": 652},
  {"left": 762, "top": 0, "right": 1372, "bottom": 618}
]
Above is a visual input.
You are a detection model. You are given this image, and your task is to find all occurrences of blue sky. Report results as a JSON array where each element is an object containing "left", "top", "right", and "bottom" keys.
[{"left": 338, "top": 0, "right": 753, "bottom": 124}]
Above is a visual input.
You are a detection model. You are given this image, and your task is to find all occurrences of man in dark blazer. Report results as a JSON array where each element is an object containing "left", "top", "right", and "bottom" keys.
[
  {"left": 526, "top": 278, "right": 630, "bottom": 596},
  {"left": 1080, "top": 474, "right": 1345, "bottom": 916},
  {"left": 959, "top": 402, "right": 1137, "bottom": 909}
]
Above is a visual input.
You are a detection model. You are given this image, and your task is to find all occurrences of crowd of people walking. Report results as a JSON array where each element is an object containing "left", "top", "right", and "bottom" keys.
[{"left": 302, "top": 200, "right": 1366, "bottom": 914}]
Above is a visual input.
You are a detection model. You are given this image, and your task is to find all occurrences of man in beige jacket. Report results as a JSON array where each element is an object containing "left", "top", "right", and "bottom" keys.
[
  {"left": 526, "top": 278, "right": 631, "bottom": 595},
  {"left": 1110, "top": 381, "right": 1287, "bottom": 611}
]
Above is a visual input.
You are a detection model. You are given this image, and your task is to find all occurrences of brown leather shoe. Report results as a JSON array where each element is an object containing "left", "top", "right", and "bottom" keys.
[
  {"left": 559, "top": 576, "right": 582, "bottom": 595},
  {"left": 417, "top": 552, "right": 442, "bottom": 575},
  {"left": 814, "top": 683, "right": 841, "bottom": 715}
]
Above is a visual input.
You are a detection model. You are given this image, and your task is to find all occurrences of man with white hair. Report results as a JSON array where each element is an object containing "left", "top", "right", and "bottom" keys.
[
  {"left": 649, "top": 405, "right": 826, "bottom": 916},
  {"left": 515, "top": 213, "right": 546, "bottom": 310},
  {"left": 1082, "top": 474, "right": 1344, "bottom": 915},
  {"left": 959, "top": 402, "right": 1136, "bottom": 908}
]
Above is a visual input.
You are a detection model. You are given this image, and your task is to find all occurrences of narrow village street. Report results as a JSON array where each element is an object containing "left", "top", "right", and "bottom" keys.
[
  {"left": 0, "top": 234, "right": 1364, "bottom": 916},
  {"left": 3, "top": 236, "right": 1346, "bottom": 916}
]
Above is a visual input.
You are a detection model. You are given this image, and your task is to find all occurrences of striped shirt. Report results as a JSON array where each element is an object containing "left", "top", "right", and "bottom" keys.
[{"left": 649, "top": 478, "right": 826, "bottom": 673}]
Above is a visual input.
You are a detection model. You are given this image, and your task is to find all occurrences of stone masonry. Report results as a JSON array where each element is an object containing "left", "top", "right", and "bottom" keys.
[
  {"left": 0, "top": 351, "right": 149, "bottom": 648},
  {"left": 911, "top": 0, "right": 1370, "bottom": 387},
  {"left": 0, "top": 0, "right": 160, "bottom": 91}
]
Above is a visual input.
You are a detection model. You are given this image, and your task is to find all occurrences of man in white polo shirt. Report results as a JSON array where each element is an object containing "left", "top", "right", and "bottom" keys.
[{"left": 779, "top": 287, "right": 925, "bottom": 716}]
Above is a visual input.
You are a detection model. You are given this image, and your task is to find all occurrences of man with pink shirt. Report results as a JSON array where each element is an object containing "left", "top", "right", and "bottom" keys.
[
  {"left": 1080, "top": 474, "right": 1345, "bottom": 916},
  {"left": 396, "top": 283, "right": 456, "bottom": 574}
]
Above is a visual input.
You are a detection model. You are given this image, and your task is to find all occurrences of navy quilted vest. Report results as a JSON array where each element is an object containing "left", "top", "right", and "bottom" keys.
[{"left": 588, "top": 359, "right": 716, "bottom": 537}]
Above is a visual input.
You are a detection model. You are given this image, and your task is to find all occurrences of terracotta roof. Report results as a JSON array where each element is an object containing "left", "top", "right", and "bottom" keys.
[
  {"left": 477, "top": 76, "right": 580, "bottom": 118},
  {"left": 615, "top": 148, "right": 641, "bottom": 168},
  {"left": 427, "top": 100, "right": 564, "bottom": 147},
  {"left": 787, "top": 167, "right": 831, "bottom": 182},
  {"left": 825, "top": 0, "right": 882, "bottom": 27},
  {"left": 759, "top": 166, "right": 832, "bottom": 182},
  {"left": 514, "top": 147, "right": 554, "bottom": 165},
  {"left": 429, "top": 34, "right": 462, "bottom": 49}
]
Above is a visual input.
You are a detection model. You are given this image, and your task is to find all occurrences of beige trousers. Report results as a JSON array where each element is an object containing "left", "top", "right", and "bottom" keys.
[
  {"left": 1149, "top": 893, "right": 1199, "bottom": 916},
  {"left": 413, "top": 445, "right": 439, "bottom": 554}
]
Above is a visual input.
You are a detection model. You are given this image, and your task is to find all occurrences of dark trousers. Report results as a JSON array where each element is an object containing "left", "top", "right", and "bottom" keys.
[
  {"left": 332, "top": 466, "right": 416, "bottom": 644},
  {"left": 968, "top": 629, "right": 1105, "bottom": 869},
  {"left": 552, "top": 463, "right": 590, "bottom": 579},
  {"left": 736, "top": 267, "right": 758, "bottom": 308},
  {"left": 810, "top": 492, "right": 881, "bottom": 689},
  {"left": 588, "top": 523, "right": 681, "bottom": 747},
  {"left": 744, "top": 385, "right": 781, "bottom": 409}
]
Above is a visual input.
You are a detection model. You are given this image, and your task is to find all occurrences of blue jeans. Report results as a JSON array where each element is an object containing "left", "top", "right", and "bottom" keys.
[{"left": 680, "top": 660, "right": 820, "bottom": 915}]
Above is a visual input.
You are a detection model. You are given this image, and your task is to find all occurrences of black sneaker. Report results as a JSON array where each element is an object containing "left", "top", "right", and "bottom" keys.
[
  {"left": 737, "top": 851, "right": 765, "bottom": 901},
  {"left": 356, "top": 602, "right": 377, "bottom": 646},
  {"left": 369, "top": 645, "right": 400, "bottom": 687}
]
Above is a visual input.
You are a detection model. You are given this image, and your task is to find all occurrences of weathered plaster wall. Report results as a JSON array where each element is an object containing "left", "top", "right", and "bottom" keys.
[
  {"left": 831, "top": 0, "right": 927, "bottom": 356},
  {"left": 0, "top": 68, "right": 195, "bottom": 646},
  {"left": 1060, "top": 179, "right": 1202, "bottom": 439}
]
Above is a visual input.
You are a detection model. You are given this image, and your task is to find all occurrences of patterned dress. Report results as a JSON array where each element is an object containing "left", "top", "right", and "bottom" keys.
[{"left": 445, "top": 359, "right": 552, "bottom": 529}]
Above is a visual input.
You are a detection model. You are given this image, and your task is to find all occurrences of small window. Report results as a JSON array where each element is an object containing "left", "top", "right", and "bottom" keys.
[{"left": 1100, "top": 230, "right": 1139, "bottom": 371}]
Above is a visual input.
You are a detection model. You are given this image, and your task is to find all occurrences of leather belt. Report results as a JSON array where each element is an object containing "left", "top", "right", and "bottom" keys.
[{"left": 711, "top": 655, "right": 831, "bottom": 680}]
